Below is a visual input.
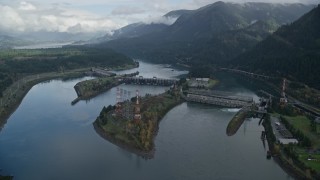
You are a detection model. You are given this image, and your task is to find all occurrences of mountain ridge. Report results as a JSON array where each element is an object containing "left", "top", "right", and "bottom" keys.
[
  {"left": 233, "top": 4, "right": 320, "bottom": 88},
  {"left": 98, "top": 2, "right": 314, "bottom": 64}
]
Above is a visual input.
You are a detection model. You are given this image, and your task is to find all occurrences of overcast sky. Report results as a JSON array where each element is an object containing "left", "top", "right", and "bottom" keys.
[{"left": 0, "top": 0, "right": 319, "bottom": 35}]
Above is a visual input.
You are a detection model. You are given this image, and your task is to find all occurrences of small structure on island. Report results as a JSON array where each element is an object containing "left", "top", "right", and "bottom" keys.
[
  {"left": 188, "top": 78, "right": 210, "bottom": 88},
  {"left": 133, "top": 90, "right": 141, "bottom": 122}
]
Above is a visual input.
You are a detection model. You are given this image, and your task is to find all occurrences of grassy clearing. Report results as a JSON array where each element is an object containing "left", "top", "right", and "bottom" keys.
[
  {"left": 294, "top": 148, "right": 320, "bottom": 172},
  {"left": 278, "top": 114, "right": 320, "bottom": 173},
  {"left": 285, "top": 115, "right": 320, "bottom": 148}
]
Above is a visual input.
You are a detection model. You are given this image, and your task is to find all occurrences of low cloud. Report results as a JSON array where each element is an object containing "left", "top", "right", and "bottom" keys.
[
  {"left": 0, "top": 5, "right": 25, "bottom": 32},
  {"left": 19, "top": 1, "right": 36, "bottom": 11},
  {"left": 190, "top": 0, "right": 320, "bottom": 5},
  {"left": 142, "top": 16, "right": 178, "bottom": 25},
  {"left": 0, "top": 0, "right": 319, "bottom": 35},
  {"left": 0, "top": 1, "right": 121, "bottom": 35},
  {"left": 111, "top": 6, "right": 145, "bottom": 15}
]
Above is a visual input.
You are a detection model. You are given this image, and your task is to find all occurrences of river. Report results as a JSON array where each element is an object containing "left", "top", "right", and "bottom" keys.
[{"left": 0, "top": 61, "right": 292, "bottom": 180}]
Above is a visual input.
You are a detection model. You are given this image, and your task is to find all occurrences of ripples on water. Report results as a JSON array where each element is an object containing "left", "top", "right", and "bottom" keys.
[{"left": 221, "top": 108, "right": 241, "bottom": 113}]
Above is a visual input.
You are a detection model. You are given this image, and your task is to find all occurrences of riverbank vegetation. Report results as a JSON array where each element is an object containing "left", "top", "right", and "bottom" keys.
[
  {"left": 280, "top": 115, "right": 320, "bottom": 174},
  {"left": 0, "top": 69, "right": 89, "bottom": 128},
  {"left": 94, "top": 88, "right": 182, "bottom": 157},
  {"left": 265, "top": 102, "right": 320, "bottom": 179}
]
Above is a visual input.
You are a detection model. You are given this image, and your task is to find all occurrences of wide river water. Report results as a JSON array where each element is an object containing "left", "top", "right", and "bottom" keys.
[{"left": 0, "top": 61, "right": 292, "bottom": 180}]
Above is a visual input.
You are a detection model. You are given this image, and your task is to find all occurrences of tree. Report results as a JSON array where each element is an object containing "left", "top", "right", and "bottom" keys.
[{"left": 310, "top": 119, "right": 317, "bottom": 132}]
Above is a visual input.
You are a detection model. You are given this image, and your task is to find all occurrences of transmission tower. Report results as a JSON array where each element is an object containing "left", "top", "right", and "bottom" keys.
[{"left": 280, "top": 78, "right": 288, "bottom": 105}]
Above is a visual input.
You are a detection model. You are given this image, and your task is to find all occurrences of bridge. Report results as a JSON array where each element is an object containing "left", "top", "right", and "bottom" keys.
[
  {"left": 121, "top": 77, "right": 178, "bottom": 86},
  {"left": 220, "top": 68, "right": 278, "bottom": 80},
  {"left": 293, "top": 103, "right": 320, "bottom": 118},
  {"left": 86, "top": 67, "right": 116, "bottom": 77},
  {"left": 184, "top": 89, "right": 253, "bottom": 108}
]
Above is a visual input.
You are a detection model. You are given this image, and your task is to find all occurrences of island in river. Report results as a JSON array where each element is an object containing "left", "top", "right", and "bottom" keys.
[{"left": 94, "top": 86, "right": 182, "bottom": 158}]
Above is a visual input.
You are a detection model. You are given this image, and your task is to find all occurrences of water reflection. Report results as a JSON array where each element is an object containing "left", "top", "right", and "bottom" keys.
[{"left": 0, "top": 61, "right": 293, "bottom": 180}]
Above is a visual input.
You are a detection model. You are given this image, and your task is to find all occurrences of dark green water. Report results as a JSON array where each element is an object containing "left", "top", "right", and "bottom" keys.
[{"left": 0, "top": 61, "right": 292, "bottom": 180}]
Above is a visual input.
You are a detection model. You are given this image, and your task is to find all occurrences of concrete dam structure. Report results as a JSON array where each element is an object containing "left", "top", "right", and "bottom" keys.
[
  {"left": 122, "top": 77, "right": 178, "bottom": 86},
  {"left": 185, "top": 89, "right": 253, "bottom": 108}
]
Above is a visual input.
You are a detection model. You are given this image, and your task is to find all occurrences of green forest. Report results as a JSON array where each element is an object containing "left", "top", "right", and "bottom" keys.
[{"left": 233, "top": 5, "right": 320, "bottom": 89}]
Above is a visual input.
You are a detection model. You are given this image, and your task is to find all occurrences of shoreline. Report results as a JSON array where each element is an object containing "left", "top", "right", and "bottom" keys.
[
  {"left": 226, "top": 73, "right": 319, "bottom": 179},
  {"left": 93, "top": 122, "right": 155, "bottom": 159},
  {"left": 0, "top": 69, "right": 88, "bottom": 130},
  {"left": 0, "top": 64, "right": 137, "bottom": 178},
  {"left": 262, "top": 116, "right": 310, "bottom": 179},
  {"left": 0, "top": 69, "right": 88, "bottom": 179},
  {"left": 0, "top": 63, "right": 137, "bottom": 129}
]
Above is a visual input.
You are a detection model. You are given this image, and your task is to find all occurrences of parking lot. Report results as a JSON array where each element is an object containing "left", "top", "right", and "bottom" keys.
[{"left": 270, "top": 116, "right": 298, "bottom": 144}]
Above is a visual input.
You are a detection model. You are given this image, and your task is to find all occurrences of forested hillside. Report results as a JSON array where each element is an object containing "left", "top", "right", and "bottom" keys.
[
  {"left": 99, "top": 2, "right": 313, "bottom": 65},
  {"left": 234, "top": 5, "right": 320, "bottom": 89}
]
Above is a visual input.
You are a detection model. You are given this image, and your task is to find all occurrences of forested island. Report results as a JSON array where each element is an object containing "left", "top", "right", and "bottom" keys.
[
  {"left": 94, "top": 87, "right": 182, "bottom": 158},
  {"left": 226, "top": 108, "right": 250, "bottom": 136},
  {"left": 72, "top": 77, "right": 120, "bottom": 104}
]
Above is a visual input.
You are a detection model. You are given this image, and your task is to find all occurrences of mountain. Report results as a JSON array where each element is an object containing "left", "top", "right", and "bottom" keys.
[
  {"left": 96, "top": 9, "right": 191, "bottom": 42},
  {"left": 20, "top": 31, "right": 103, "bottom": 42},
  {"left": 110, "top": 23, "right": 168, "bottom": 39},
  {"left": 0, "top": 30, "right": 105, "bottom": 49},
  {"left": 164, "top": 9, "right": 193, "bottom": 19},
  {"left": 233, "top": 4, "right": 320, "bottom": 89},
  {"left": 0, "top": 35, "right": 31, "bottom": 49},
  {"left": 99, "top": 2, "right": 314, "bottom": 64}
]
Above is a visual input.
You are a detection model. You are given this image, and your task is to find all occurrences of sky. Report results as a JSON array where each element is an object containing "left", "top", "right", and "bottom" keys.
[{"left": 0, "top": 0, "right": 319, "bottom": 35}]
